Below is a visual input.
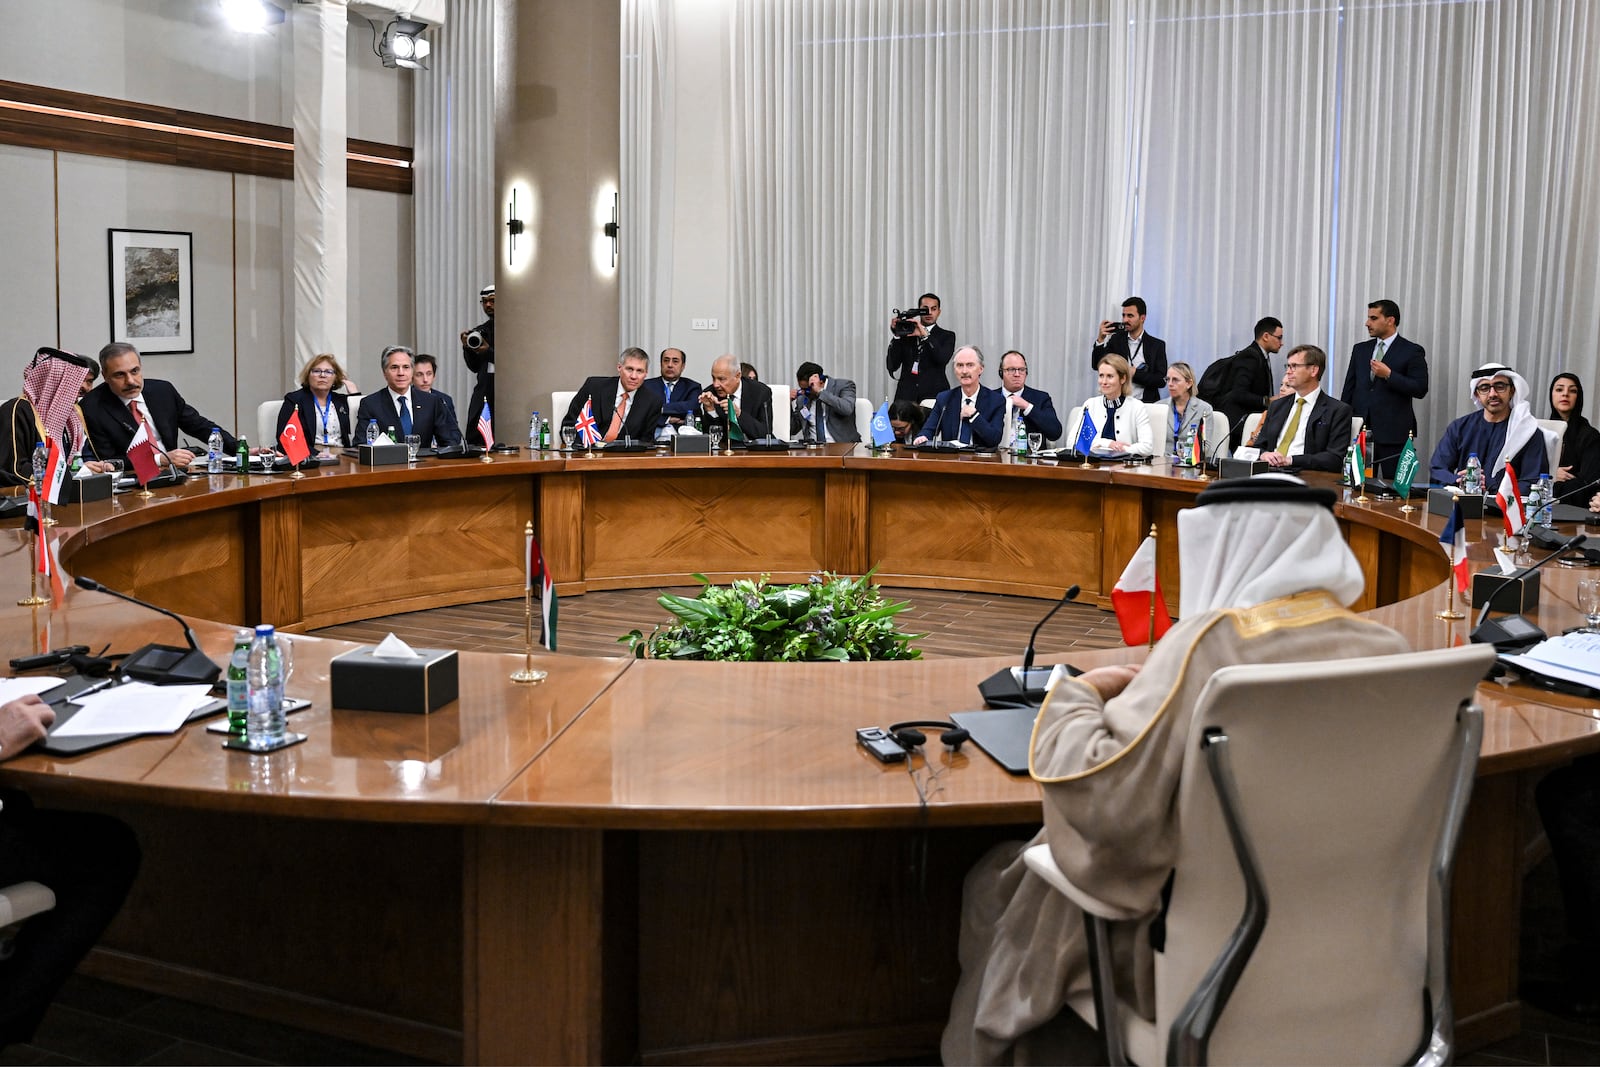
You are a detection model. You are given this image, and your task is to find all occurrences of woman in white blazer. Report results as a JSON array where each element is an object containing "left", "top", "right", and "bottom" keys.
[{"left": 1081, "top": 353, "right": 1154, "bottom": 456}]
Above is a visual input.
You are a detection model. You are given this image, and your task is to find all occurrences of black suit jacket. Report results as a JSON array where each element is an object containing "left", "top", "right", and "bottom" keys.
[
  {"left": 1216, "top": 344, "right": 1273, "bottom": 448},
  {"left": 276, "top": 388, "right": 354, "bottom": 449},
  {"left": 1091, "top": 331, "right": 1168, "bottom": 403},
  {"left": 82, "top": 379, "right": 237, "bottom": 459},
  {"left": 1339, "top": 334, "right": 1428, "bottom": 446},
  {"left": 1252, "top": 390, "right": 1353, "bottom": 472},
  {"left": 921, "top": 386, "right": 1006, "bottom": 448},
  {"left": 354, "top": 389, "right": 462, "bottom": 449},
  {"left": 644, "top": 375, "right": 703, "bottom": 431},
  {"left": 886, "top": 325, "right": 956, "bottom": 402},
  {"left": 700, "top": 379, "right": 773, "bottom": 440},
  {"left": 562, "top": 377, "right": 667, "bottom": 441}
]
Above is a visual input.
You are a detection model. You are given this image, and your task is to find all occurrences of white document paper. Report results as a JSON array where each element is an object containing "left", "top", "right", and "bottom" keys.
[
  {"left": 0, "top": 677, "right": 66, "bottom": 703},
  {"left": 49, "top": 682, "right": 214, "bottom": 739},
  {"left": 1503, "top": 631, "right": 1600, "bottom": 690}
]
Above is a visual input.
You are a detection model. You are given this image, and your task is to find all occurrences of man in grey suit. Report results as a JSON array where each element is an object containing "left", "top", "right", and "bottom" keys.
[{"left": 790, "top": 361, "right": 860, "bottom": 443}]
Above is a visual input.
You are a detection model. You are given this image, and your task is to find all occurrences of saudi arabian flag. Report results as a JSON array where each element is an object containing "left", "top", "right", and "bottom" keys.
[{"left": 1393, "top": 435, "right": 1419, "bottom": 497}]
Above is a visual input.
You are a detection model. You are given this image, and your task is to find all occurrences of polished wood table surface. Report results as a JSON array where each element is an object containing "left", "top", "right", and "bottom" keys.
[{"left": 2, "top": 451, "right": 1597, "bottom": 1063}]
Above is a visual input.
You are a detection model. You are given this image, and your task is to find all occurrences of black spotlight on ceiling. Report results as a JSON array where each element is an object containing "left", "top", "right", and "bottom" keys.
[{"left": 379, "top": 17, "right": 432, "bottom": 69}]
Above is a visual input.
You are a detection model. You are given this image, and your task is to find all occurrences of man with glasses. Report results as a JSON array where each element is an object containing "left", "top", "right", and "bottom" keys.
[
  {"left": 996, "top": 350, "right": 1062, "bottom": 446},
  {"left": 1428, "top": 363, "right": 1547, "bottom": 490},
  {"left": 886, "top": 293, "right": 955, "bottom": 402},
  {"left": 1250, "top": 344, "right": 1353, "bottom": 471},
  {"left": 1340, "top": 299, "right": 1429, "bottom": 477}
]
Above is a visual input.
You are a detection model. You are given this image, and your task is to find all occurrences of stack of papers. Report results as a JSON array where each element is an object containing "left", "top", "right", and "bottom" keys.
[
  {"left": 1503, "top": 631, "right": 1600, "bottom": 693},
  {"left": 50, "top": 682, "right": 214, "bottom": 739}
]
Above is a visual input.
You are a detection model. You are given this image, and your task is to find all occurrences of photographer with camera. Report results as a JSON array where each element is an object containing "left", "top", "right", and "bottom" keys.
[
  {"left": 459, "top": 283, "right": 495, "bottom": 446},
  {"left": 885, "top": 293, "right": 954, "bottom": 403},
  {"left": 1090, "top": 296, "right": 1167, "bottom": 403},
  {"left": 790, "top": 361, "right": 859, "bottom": 444}
]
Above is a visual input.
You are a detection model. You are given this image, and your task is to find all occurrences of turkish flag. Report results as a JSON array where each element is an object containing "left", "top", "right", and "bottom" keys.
[{"left": 279, "top": 409, "right": 311, "bottom": 465}]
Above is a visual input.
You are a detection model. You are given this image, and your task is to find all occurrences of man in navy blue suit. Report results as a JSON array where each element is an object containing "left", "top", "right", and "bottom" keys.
[
  {"left": 1340, "top": 299, "right": 1429, "bottom": 477},
  {"left": 644, "top": 347, "right": 702, "bottom": 437},
  {"left": 913, "top": 346, "right": 1005, "bottom": 447},
  {"left": 355, "top": 346, "right": 462, "bottom": 449},
  {"left": 996, "top": 350, "right": 1063, "bottom": 446}
]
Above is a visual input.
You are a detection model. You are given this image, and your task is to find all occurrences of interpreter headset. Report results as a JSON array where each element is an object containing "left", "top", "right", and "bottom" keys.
[{"left": 887, "top": 720, "right": 969, "bottom": 753}]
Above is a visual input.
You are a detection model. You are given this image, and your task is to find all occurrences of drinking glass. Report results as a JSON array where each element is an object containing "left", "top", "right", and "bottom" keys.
[
  {"left": 1580, "top": 578, "right": 1600, "bottom": 630},
  {"left": 710, "top": 426, "right": 726, "bottom": 454},
  {"left": 1027, "top": 432, "right": 1043, "bottom": 454},
  {"left": 405, "top": 434, "right": 421, "bottom": 464},
  {"left": 277, "top": 635, "right": 296, "bottom": 706},
  {"left": 561, "top": 426, "right": 577, "bottom": 451}
]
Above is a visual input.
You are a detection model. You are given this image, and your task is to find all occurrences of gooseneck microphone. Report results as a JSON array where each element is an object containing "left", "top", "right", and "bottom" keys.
[
  {"left": 978, "top": 585, "right": 1083, "bottom": 707},
  {"left": 1022, "top": 585, "right": 1081, "bottom": 675},
  {"left": 1469, "top": 533, "right": 1588, "bottom": 650},
  {"left": 74, "top": 576, "right": 221, "bottom": 685}
]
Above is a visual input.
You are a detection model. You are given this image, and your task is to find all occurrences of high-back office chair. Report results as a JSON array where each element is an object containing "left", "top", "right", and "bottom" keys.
[
  {"left": 1536, "top": 419, "right": 1567, "bottom": 477},
  {"left": 550, "top": 391, "right": 577, "bottom": 434},
  {"left": 1022, "top": 643, "right": 1492, "bottom": 1066},
  {"left": 1204, "top": 411, "right": 1230, "bottom": 460},
  {"left": 1148, "top": 405, "right": 1171, "bottom": 458},
  {"left": 257, "top": 397, "right": 361, "bottom": 450},
  {"left": 0, "top": 881, "right": 55, "bottom": 960},
  {"left": 854, "top": 398, "right": 874, "bottom": 443}
]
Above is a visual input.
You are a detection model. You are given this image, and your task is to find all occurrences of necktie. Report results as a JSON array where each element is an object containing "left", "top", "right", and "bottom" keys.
[
  {"left": 815, "top": 399, "right": 826, "bottom": 444},
  {"left": 1370, "top": 340, "right": 1386, "bottom": 381},
  {"left": 1277, "top": 397, "right": 1305, "bottom": 453},
  {"left": 606, "top": 392, "right": 629, "bottom": 442},
  {"left": 397, "top": 395, "right": 413, "bottom": 437}
]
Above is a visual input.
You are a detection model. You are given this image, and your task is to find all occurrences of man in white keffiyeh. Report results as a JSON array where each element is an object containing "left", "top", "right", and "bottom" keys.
[{"left": 1427, "top": 362, "right": 1548, "bottom": 492}]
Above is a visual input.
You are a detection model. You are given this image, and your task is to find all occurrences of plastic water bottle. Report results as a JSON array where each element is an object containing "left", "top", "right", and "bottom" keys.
[
  {"left": 207, "top": 428, "right": 224, "bottom": 473},
  {"left": 1014, "top": 411, "right": 1029, "bottom": 455},
  {"left": 1537, "top": 473, "right": 1556, "bottom": 527},
  {"left": 1464, "top": 452, "right": 1482, "bottom": 493},
  {"left": 226, "top": 628, "right": 252, "bottom": 737},
  {"left": 529, "top": 411, "right": 541, "bottom": 450},
  {"left": 245, "top": 624, "right": 286, "bottom": 750},
  {"left": 365, "top": 419, "right": 379, "bottom": 446}
]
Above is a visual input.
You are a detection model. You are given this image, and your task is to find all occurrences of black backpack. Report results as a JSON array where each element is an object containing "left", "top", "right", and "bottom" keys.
[{"left": 1196, "top": 354, "right": 1233, "bottom": 405}]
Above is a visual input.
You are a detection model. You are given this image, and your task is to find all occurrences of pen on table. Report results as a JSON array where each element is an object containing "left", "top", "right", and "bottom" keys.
[{"left": 49, "top": 678, "right": 115, "bottom": 705}]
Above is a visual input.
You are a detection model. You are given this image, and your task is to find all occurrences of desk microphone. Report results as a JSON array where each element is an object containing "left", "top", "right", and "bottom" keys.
[
  {"left": 1469, "top": 532, "right": 1587, "bottom": 650},
  {"left": 73, "top": 576, "right": 221, "bottom": 685},
  {"left": 1204, "top": 411, "right": 1256, "bottom": 469},
  {"left": 979, "top": 585, "right": 1082, "bottom": 707}
]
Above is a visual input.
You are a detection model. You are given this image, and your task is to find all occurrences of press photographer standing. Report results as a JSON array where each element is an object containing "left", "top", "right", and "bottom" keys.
[
  {"left": 459, "top": 283, "right": 495, "bottom": 446},
  {"left": 885, "top": 293, "right": 955, "bottom": 403},
  {"left": 1090, "top": 296, "right": 1167, "bottom": 403}
]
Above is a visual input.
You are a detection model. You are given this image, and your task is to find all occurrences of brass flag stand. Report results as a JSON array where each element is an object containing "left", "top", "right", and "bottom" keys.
[{"left": 510, "top": 521, "right": 547, "bottom": 684}]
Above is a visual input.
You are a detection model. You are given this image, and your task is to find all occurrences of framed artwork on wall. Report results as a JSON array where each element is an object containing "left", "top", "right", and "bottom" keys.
[{"left": 108, "top": 229, "right": 194, "bottom": 354}]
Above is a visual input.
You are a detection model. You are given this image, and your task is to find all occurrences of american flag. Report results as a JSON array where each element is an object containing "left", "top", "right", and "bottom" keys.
[
  {"left": 574, "top": 399, "right": 602, "bottom": 447},
  {"left": 477, "top": 400, "right": 495, "bottom": 448}
]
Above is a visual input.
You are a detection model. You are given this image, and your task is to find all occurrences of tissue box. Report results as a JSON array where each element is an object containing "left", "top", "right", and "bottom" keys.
[
  {"left": 329, "top": 646, "right": 459, "bottom": 714},
  {"left": 1429, "top": 489, "right": 1484, "bottom": 519},
  {"left": 673, "top": 434, "right": 712, "bottom": 455},
  {"left": 62, "top": 472, "right": 113, "bottom": 503},
  {"left": 359, "top": 443, "right": 410, "bottom": 467},
  {"left": 1471, "top": 569, "right": 1540, "bottom": 614},
  {"left": 1217, "top": 458, "right": 1269, "bottom": 479}
]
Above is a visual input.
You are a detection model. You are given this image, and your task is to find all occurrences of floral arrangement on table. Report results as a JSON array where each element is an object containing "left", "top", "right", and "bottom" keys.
[{"left": 619, "top": 570, "right": 923, "bottom": 662}]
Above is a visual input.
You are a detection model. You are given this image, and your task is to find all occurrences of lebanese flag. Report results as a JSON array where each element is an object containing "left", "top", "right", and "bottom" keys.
[
  {"left": 1111, "top": 535, "right": 1173, "bottom": 646},
  {"left": 126, "top": 422, "right": 161, "bottom": 485},
  {"left": 1495, "top": 462, "right": 1527, "bottom": 538},
  {"left": 1439, "top": 499, "right": 1470, "bottom": 595},
  {"left": 279, "top": 409, "right": 311, "bottom": 465}
]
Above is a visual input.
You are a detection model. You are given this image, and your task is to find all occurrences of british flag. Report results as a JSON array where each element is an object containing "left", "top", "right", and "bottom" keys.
[{"left": 574, "top": 399, "right": 602, "bottom": 447}]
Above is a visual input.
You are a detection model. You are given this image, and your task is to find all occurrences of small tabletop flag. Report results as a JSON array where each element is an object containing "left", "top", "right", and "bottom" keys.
[{"left": 279, "top": 409, "right": 311, "bottom": 465}]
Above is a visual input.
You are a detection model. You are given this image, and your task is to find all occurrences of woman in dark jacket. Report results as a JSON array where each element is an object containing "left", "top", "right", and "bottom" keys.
[
  {"left": 1550, "top": 372, "right": 1600, "bottom": 502},
  {"left": 276, "top": 353, "right": 357, "bottom": 454}
]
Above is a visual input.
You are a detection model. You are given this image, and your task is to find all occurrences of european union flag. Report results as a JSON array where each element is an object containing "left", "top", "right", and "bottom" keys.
[
  {"left": 871, "top": 401, "right": 895, "bottom": 447},
  {"left": 1073, "top": 408, "right": 1097, "bottom": 456}
]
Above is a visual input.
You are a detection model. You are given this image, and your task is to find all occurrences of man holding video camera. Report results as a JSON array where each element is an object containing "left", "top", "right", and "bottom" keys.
[
  {"left": 886, "top": 293, "right": 955, "bottom": 403},
  {"left": 459, "top": 283, "right": 495, "bottom": 446},
  {"left": 1090, "top": 296, "right": 1167, "bottom": 403}
]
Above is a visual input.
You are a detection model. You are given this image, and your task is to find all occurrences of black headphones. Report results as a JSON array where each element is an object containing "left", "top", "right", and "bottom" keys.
[{"left": 888, "top": 720, "right": 969, "bottom": 753}]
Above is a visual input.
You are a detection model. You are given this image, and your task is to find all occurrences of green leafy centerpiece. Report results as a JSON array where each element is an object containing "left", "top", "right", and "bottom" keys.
[{"left": 620, "top": 571, "right": 923, "bottom": 662}]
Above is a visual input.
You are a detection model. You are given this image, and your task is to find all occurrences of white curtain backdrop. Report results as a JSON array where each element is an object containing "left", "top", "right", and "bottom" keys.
[
  {"left": 622, "top": 0, "right": 1600, "bottom": 443},
  {"left": 413, "top": 0, "right": 497, "bottom": 415}
]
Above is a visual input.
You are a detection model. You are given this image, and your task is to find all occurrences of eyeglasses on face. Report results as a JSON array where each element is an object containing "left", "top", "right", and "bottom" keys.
[{"left": 1474, "top": 382, "right": 1511, "bottom": 395}]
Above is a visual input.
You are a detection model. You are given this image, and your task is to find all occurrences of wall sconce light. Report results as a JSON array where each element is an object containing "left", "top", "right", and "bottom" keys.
[
  {"left": 507, "top": 187, "right": 525, "bottom": 267},
  {"left": 603, "top": 192, "right": 620, "bottom": 269}
]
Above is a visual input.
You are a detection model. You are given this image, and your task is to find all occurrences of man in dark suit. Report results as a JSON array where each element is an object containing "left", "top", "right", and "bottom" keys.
[
  {"left": 790, "top": 361, "right": 860, "bottom": 444},
  {"left": 82, "top": 342, "right": 238, "bottom": 469},
  {"left": 459, "top": 283, "right": 495, "bottom": 446},
  {"left": 913, "top": 346, "right": 1006, "bottom": 448},
  {"left": 1091, "top": 296, "right": 1167, "bottom": 403},
  {"left": 886, "top": 293, "right": 955, "bottom": 403},
  {"left": 1340, "top": 299, "right": 1428, "bottom": 476},
  {"left": 698, "top": 354, "right": 773, "bottom": 440},
  {"left": 354, "top": 346, "right": 463, "bottom": 449},
  {"left": 413, "top": 354, "right": 464, "bottom": 444},
  {"left": 1253, "top": 344, "right": 1354, "bottom": 472},
  {"left": 996, "top": 350, "right": 1063, "bottom": 445},
  {"left": 1216, "top": 317, "right": 1282, "bottom": 449},
  {"left": 644, "top": 347, "right": 702, "bottom": 437},
  {"left": 564, "top": 347, "right": 666, "bottom": 442}
]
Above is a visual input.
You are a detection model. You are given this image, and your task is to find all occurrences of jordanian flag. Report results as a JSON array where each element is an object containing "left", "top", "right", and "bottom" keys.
[
  {"left": 1346, "top": 428, "right": 1365, "bottom": 488},
  {"left": 526, "top": 530, "right": 559, "bottom": 650}
]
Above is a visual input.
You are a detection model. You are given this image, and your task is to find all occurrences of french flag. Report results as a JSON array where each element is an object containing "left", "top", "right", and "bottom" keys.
[{"left": 1439, "top": 499, "right": 1470, "bottom": 595}]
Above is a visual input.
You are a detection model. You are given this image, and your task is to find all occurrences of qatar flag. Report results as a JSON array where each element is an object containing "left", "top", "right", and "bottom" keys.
[{"left": 1111, "top": 535, "right": 1173, "bottom": 646}]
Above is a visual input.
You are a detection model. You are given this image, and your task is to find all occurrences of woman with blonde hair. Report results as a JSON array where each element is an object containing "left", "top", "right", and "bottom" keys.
[
  {"left": 1077, "top": 353, "right": 1153, "bottom": 457},
  {"left": 276, "top": 353, "right": 356, "bottom": 454}
]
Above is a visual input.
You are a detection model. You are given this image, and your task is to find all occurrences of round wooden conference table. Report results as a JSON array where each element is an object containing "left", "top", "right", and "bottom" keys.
[{"left": 2, "top": 446, "right": 1597, "bottom": 1064}]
